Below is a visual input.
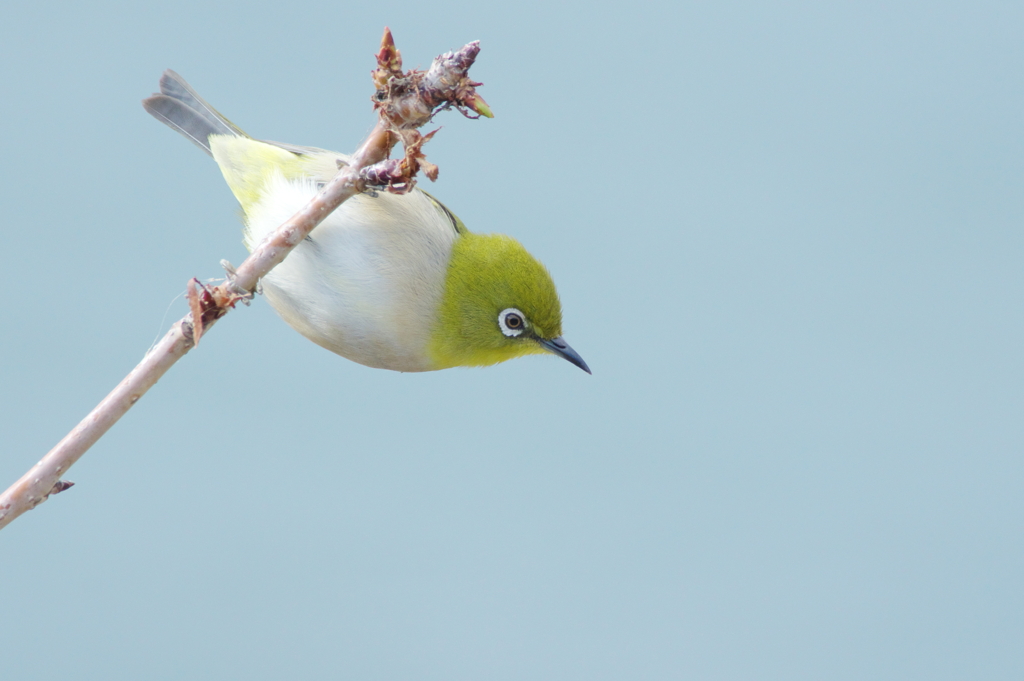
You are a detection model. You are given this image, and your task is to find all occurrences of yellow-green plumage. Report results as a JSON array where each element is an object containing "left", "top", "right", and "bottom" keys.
[
  {"left": 429, "top": 234, "right": 562, "bottom": 369},
  {"left": 210, "top": 136, "right": 344, "bottom": 218},
  {"left": 143, "top": 70, "right": 589, "bottom": 374}
]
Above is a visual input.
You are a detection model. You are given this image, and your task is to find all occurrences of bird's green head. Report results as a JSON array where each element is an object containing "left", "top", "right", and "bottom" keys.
[{"left": 428, "top": 233, "right": 590, "bottom": 373}]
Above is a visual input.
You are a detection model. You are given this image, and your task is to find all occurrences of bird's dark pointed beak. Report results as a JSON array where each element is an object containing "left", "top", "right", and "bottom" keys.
[{"left": 538, "top": 336, "right": 591, "bottom": 374}]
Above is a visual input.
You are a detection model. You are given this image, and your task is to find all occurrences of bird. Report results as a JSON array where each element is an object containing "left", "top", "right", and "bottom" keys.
[{"left": 143, "top": 70, "right": 589, "bottom": 374}]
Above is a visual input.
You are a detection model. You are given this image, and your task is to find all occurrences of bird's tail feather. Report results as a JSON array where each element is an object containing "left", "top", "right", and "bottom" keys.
[{"left": 142, "top": 70, "right": 249, "bottom": 156}]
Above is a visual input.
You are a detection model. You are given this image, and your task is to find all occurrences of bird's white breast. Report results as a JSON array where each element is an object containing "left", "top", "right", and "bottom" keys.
[{"left": 244, "top": 173, "right": 459, "bottom": 371}]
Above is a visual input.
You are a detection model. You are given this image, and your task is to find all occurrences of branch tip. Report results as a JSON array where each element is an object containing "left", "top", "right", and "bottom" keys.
[
  {"left": 372, "top": 31, "right": 493, "bottom": 131},
  {"left": 374, "top": 27, "right": 404, "bottom": 90},
  {"left": 461, "top": 91, "right": 493, "bottom": 119}
]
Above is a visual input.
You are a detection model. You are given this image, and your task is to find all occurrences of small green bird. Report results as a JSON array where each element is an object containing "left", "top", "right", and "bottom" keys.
[{"left": 144, "top": 70, "right": 589, "bottom": 374}]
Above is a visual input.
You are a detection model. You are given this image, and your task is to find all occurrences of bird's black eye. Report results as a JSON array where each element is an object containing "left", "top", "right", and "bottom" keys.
[{"left": 498, "top": 308, "right": 526, "bottom": 337}]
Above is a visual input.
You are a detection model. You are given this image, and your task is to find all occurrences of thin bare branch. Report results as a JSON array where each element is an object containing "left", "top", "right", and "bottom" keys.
[{"left": 0, "top": 27, "right": 490, "bottom": 531}]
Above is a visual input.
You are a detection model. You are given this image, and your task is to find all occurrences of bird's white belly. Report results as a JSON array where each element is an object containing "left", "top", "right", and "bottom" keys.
[{"left": 244, "top": 174, "right": 458, "bottom": 371}]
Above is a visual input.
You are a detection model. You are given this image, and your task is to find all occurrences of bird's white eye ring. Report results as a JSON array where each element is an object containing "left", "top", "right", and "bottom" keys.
[{"left": 498, "top": 308, "right": 526, "bottom": 337}]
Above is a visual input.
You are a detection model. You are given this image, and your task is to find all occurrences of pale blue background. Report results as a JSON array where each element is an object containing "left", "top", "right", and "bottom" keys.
[{"left": 2, "top": 1, "right": 1022, "bottom": 679}]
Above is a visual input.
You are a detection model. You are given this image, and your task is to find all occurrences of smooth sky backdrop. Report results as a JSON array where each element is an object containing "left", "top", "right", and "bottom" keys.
[{"left": 2, "top": 1, "right": 1022, "bottom": 679}]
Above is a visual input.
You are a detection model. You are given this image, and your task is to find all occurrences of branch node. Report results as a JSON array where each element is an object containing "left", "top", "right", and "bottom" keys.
[
  {"left": 359, "top": 127, "right": 441, "bottom": 193},
  {"left": 50, "top": 480, "right": 75, "bottom": 496},
  {"left": 220, "top": 260, "right": 254, "bottom": 306},
  {"left": 371, "top": 30, "right": 493, "bottom": 135},
  {"left": 360, "top": 159, "right": 411, "bottom": 193},
  {"left": 185, "top": 279, "right": 246, "bottom": 344}
]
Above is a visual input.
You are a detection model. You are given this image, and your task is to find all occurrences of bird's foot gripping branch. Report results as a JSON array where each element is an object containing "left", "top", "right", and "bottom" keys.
[{"left": 0, "top": 28, "right": 491, "bottom": 531}]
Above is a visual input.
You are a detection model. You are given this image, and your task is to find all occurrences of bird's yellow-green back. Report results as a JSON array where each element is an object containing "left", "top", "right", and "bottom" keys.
[{"left": 209, "top": 136, "right": 340, "bottom": 220}]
